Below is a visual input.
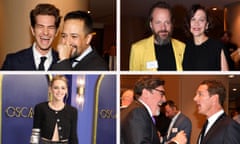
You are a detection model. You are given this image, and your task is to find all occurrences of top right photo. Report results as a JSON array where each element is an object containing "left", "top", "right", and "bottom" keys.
[{"left": 121, "top": 0, "right": 240, "bottom": 71}]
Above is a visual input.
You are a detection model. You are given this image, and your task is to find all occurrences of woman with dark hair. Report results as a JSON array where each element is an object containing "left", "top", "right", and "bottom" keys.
[{"left": 183, "top": 4, "right": 229, "bottom": 71}]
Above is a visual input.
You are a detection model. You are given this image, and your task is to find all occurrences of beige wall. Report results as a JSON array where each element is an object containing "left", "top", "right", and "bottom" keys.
[
  {"left": 120, "top": 75, "right": 229, "bottom": 144},
  {"left": 0, "top": 0, "right": 88, "bottom": 67}
]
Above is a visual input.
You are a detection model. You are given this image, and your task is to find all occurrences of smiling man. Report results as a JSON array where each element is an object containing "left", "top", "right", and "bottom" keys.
[
  {"left": 129, "top": 1, "right": 185, "bottom": 71},
  {"left": 121, "top": 77, "right": 187, "bottom": 144},
  {"left": 1, "top": 3, "right": 61, "bottom": 71},
  {"left": 51, "top": 10, "right": 108, "bottom": 71}
]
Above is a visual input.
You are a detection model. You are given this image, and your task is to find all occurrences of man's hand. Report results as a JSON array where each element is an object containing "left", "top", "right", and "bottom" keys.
[
  {"left": 57, "top": 43, "right": 76, "bottom": 60},
  {"left": 170, "top": 130, "right": 187, "bottom": 144}
]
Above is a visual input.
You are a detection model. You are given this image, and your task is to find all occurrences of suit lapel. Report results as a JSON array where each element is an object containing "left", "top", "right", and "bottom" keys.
[
  {"left": 200, "top": 113, "right": 226, "bottom": 144},
  {"left": 24, "top": 47, "right": 37, "bottom": 70}
]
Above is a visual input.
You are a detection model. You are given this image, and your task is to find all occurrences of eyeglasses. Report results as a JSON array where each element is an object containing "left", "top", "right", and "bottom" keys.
[{"left": 153, "top": 89, "right": 166, "bottom": 96}]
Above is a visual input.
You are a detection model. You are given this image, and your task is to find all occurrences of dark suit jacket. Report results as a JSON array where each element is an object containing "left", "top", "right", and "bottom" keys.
[
  {"left": 166, "top": 113, "right": 192, "bottom": 144},
  {"left": 1, "top": 47, "right": 58, "bottom": 70},
  {"left": 198, "top": 113, "right": 240, "bottom": 144},
  {"left": 121, "top": 100, "right": 160, "bottom": 144},
  {"left": 51, "top": 50, "right": 108, "bottom": 71}
]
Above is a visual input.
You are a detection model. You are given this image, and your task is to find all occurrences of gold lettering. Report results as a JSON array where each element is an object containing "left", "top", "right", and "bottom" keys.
[
  {"left": 99, "top": 109, "right": 116, "bottom": 119},
  {"left": 5, "top": 106, "right": 34, "bottom": 118}
]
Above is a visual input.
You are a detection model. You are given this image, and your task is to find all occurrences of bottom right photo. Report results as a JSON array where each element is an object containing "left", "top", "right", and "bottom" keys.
[{"left": 120, "top": 75, "right": 240, "bottom": 144}]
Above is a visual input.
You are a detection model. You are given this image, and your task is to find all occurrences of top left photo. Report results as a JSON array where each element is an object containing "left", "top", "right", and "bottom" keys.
[{"left": 0, "top": 0, "right": 116, "bottom": 71}]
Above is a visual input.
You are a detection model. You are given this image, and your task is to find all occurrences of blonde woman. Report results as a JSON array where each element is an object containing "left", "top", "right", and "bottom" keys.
[{"left": 32, "top": 75, "right": 78, "bottom": 144}]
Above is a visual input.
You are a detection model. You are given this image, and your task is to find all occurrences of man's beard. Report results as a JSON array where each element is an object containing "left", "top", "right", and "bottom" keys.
[{"left": 154, "top": 30, "right": 171, "bottom": 45}]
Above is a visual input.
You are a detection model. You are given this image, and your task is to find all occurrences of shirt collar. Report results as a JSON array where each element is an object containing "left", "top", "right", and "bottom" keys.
[
  {"left": 32, "top": 42, "right": 52, "bottom": 59},
  {"left": 32, "top": 42, "right": 53, "bottom": 70},
  {"left": 75, "top": 46, "right": 92, "bottom": 61},
  {"left": 138, "top": 99, "right": 153, "bottom": 117}
]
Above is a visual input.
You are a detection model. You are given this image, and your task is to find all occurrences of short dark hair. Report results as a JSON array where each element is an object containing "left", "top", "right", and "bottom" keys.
[
  {"left": 64, "top": 10, "right": 93, "bottom": 35},
  {"left": 185, "top": 4, "right": 213, "bottom": 36},
  {"left": 164, "top": 100, "right": 178, "bottom": 109},
  {"left": 200, "top": 80, "right": 226, "bottom": 106},
  {"left": 134, "top": 77, "right": 165, "bottom": 99},
  {"left": 30, "top": 3, "right": 61, "bottom": 29},
  {"left": 148, "top": 1, "right": 173, "bottom": 23}
]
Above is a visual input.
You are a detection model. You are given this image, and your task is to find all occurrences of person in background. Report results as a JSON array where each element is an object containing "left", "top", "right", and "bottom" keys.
[
  {"left": 163, "top": 100, "right": 192, "bottom": 144},
  {"left": 183, "top": 4, "right": 230, "bottom": 71},
  {"left": 32, "top": 75, "right": 78, "bottom": 144},
  {"left": 51, "top": 10, "right": 108, "bottom": 70},
  {"left": 120, "top": 88, "right": 134, "bottom": 109},
  {"left": 121, "top": 77, "right": 187, "bottom": 144},
  {"left": 220, "top": 31, "right": 237, "bottom": 70},
  {"left": 1, "top": 3, "right": 60, "bottom": 70},
  {"left": 194, "top": 80, "right": 240, "bottom": 144},
  {"left": 154, "top": 103, "right": 171, "bottom": 141},
  {"left": 233, "top": 107, "right": 240, "bottom": 124},
  {"left": 230, "top": 48, "right": 240, "bottom": 70},
  {"left": 129, "top": 1, "right": 185, "bottom": 71}
]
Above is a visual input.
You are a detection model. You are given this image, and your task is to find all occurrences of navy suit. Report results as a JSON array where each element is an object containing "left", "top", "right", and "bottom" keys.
[
  {"left": 121, "top": 100, "right": 160, "bottom": 144},
  {"left": 198, "top": 113, "right": 240, "bottom": 144},
  {"left": 51, "top": 50, "right": 108, "bottom": 71},
  {"left": 166, "top": 113, "right": 192, "bottom": 144},
  {"left": 1, "top": 47, "right": 58, "bottom": 70}
]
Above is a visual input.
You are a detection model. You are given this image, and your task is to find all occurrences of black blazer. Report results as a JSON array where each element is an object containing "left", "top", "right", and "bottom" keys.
[
  {"left": 33, "top": 102, "right": 78, "bottom": 144},
  {"left": 121, "top": 100, "right": 160, "bottom": 144},
  {"left": 1, "top": 47, "right": 58, "bottom": 70},
  {"left": 198, "top": 113, "right": 240, "bottom": 144},
  {"left": 51, "top": 50, "right": 108, "bottom": 71}
]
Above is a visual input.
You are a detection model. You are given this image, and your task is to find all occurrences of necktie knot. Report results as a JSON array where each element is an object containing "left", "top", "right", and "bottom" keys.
[{"left": 38, "top": 56, "right": 47, "bottom": 70}]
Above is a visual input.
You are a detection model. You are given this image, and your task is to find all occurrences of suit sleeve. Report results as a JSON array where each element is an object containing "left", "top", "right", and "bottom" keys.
[
  {"left": 181, "top": 117, "right": 192, "bottom": 144},
  {"left": 224, "top": 120, "right": 240, "bottom": 143},
  {"left": 1, "top": 54, "right": 14, "bottom": 70},
  {"left": 123, "top": 108, "right": 157, "bottom": 144},
  {"left": 33, "top": 104, "right": 41, "bottom": 129},
  {"left": 69, "top": 107, "right": 78, "bottom": 144},
  {"left": 50, "top": 60, "right": 72, "bottom": 70}
]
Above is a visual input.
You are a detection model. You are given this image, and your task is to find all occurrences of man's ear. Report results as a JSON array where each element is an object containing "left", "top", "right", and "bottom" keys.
[
  {"left": 30, "top": 26, "right": 35, "bottom": 36},
  {"left": 210, "top": 94, "right": 219, "bottom": 105},
  {"left": 149, "top": 21, "right": 153, "bottom": 30},
  {"left": 86, "top": 33, "right": 93, "bottom": 45}
]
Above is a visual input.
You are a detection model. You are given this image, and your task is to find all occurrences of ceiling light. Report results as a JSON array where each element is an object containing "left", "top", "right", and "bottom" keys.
[
  {"left": 232, "top": 88, "right": 237, "bottom": 91},
  {"left": 212, "top": 7, "right": 217, "bottom": 11}
]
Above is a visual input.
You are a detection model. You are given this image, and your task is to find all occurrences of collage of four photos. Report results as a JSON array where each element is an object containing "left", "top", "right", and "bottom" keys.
[{"left": 0, "top": 0, "right": 240, "bottom": 144}]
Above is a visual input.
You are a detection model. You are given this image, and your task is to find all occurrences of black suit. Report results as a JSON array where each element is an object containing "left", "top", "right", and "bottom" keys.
[
  {"left": 121, "top": 100, "right": 160, "bottom": 144},
  {"left": 198, "top": 113, "right": 240, "bottom": 144},
  {"left": 1, "top": 47, "right": 58, "bottom": 70},
  {"left": 51, "top": 50, "right": 108, "bottom": 71}
]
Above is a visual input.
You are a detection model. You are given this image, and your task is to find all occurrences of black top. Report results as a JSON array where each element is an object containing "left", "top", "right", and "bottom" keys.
[
  {"left": 183, "top": 38, "right": 227, "bottom": 71},
  {"left": 33, "top": 102, "right": 78, "bottom": 144},
  {"left": 154, "top": 43, "right": 177, "bottom": 71}
]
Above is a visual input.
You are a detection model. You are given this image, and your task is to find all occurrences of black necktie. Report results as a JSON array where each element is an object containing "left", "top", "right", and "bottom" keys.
[
  {"left": 38, "top": 56, "right": 47, "bottom": 70},
  {"left": 200, "top": 120, "right": 208, "bottom": 144}
]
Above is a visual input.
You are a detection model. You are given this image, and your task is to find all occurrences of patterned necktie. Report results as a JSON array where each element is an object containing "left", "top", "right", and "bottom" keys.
[
  {"left": 38, "top": 56, "right": 47, "bottom": 70},
  {"left": 200, "top": 120, "right": 208, "bottom": 144}
]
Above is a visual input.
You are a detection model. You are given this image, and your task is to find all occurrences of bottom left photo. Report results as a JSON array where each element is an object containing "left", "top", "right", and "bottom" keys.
[{"left": 0, "top": 74, "right": 116, "bottom": 144}]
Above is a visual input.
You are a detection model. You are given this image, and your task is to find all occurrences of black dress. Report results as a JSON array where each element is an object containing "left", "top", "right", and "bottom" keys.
[{"left": 183, "top": 38, "right": 226, "bottom": 71}]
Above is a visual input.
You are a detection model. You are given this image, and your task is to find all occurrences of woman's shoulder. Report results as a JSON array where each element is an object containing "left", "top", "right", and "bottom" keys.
[{"left": 65, "top": 104, "right": 78, "bottom": 113}]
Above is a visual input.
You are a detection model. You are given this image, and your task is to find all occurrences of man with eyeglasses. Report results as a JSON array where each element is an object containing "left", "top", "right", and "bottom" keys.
[{"left": 121, "top": 77, "right": 187, "bottom": 144}]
